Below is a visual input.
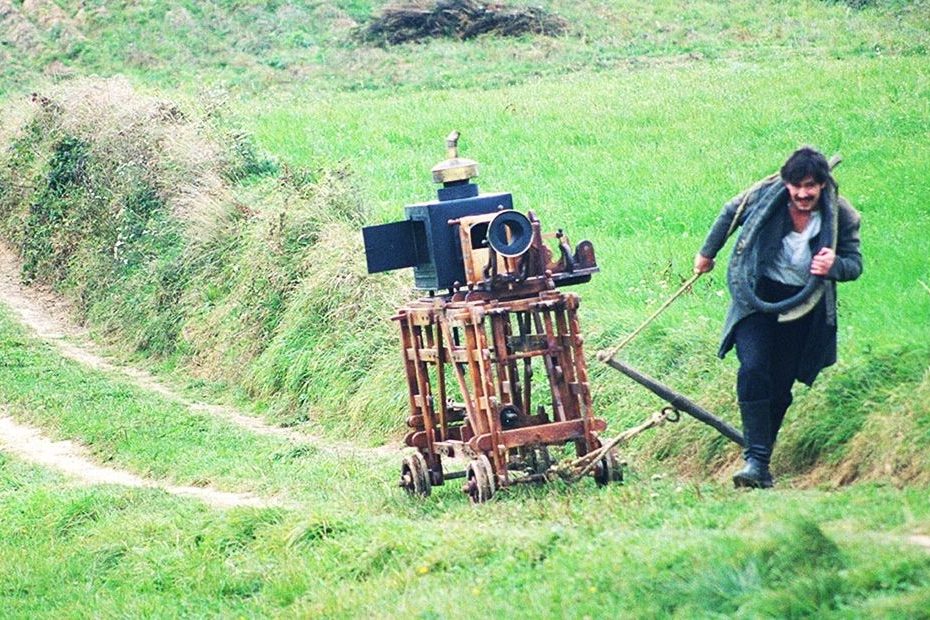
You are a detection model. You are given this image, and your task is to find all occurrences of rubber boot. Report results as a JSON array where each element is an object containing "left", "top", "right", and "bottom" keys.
[{"left": 733, "top": 399, "right": 773, "bottom": 489}]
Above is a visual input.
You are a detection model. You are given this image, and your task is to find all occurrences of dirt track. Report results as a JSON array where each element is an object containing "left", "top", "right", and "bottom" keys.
[
  {"left": 0, "top": 409, "right": 281, "bottom": 508},
  {"left": 0, "top": 242, "right": 394, "bottom": 508}
]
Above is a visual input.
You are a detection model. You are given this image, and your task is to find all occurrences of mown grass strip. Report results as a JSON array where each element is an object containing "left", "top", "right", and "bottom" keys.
[
  {"left": 0, "top": 411, "right": 282, "bottom": 509},
  {"left": 1, "top": 308, "right": 928, "bottom": 615},
  {"left": 3, "top": 446, "right": 930, "bottom": 617},
  {"left": 0, "top": 305, "right": 395, "bottom": 509}
]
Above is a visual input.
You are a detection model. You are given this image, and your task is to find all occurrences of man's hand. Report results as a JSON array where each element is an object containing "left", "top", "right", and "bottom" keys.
[
  {"left": 810, "top": 247, "right": 836, "bottom": 276},
  {"left": 694, "top": 253, "right": 715, "bottom": 274}
]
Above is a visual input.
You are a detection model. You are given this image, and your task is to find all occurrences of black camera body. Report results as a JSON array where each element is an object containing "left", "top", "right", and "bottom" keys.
[
  {"left": 362, "top": 133, "right": 596, "bottom": 297},
  {"left": 363, "top": 182, "right": 513, "bottom": 291}
]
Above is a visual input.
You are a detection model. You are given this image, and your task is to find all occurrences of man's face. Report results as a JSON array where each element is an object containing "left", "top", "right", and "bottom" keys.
[{"left": 785, "top": 176, "right": 826, "bottom": 212}]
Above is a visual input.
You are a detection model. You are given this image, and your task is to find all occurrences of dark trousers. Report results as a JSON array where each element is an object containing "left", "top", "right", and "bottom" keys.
[{"left": 733, "top": 278, "right": 818, "bottom": 451}]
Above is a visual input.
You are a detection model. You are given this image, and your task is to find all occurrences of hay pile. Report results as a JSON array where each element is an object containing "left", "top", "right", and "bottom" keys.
[{"left": 361, "top": 0, "right": 568, "bottom": 45}]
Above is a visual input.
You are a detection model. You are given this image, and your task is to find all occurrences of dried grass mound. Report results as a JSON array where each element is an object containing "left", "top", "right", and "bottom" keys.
[
  {"left": 0, "top": 0, "right": 85, "bottom": 56},
  {"left": 0, "top": 78, "right": 233, "bottom": 247},
  {"left": 361, "top": 0, "right": 568, "bottom": 45}
]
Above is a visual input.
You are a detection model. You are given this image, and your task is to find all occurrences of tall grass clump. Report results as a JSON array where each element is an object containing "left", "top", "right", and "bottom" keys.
[
  {"left": 0, "top": 79, "right": 234, "bottom": 352},
  {"left": 780, "top": 344, "right": 930, "bottom": 471},
  {"left": 0, "top": 77, "right": 407, "bottom": 441}
]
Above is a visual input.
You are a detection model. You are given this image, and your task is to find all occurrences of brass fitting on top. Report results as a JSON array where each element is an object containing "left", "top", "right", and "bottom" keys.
[{"left": 431, "top": 130, "right": 479, "bottom": 184}]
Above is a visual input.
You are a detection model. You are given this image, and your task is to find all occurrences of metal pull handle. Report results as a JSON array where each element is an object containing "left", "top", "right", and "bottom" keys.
[{"left": 445, "top": 131, "right": 460, "bottom": 159}]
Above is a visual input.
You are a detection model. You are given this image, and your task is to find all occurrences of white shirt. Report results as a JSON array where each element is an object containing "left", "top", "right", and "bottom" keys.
[{"left": 764, "top": 211, "right": 821, "bottom": 286}]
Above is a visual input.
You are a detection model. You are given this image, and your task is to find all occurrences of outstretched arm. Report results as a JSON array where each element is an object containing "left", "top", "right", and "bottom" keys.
[
  {"left": 694, "top": 190, "right": 748, "bottom": 273},
  {"left": 699, "top": 194, "right": 742, "bottom": 259}
]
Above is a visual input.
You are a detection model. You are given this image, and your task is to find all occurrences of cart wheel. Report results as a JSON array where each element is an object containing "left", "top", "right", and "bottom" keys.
[
  {"left": 593, "top": 449, "right": 623, "bottom": 487},
  {"left": 400, "top": 452, "right": 432, "bottom": 497},
  {"left": 464, "top": 455, "right": 496, "bottom": 503}
]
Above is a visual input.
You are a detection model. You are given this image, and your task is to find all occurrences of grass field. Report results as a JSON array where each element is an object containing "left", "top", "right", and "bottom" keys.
[
  {"left": 241, "top": 53, "right": 930, "bottom": 468},
  {"left": 1, "top": 0, "right": 930, "bottom": 616},
  {"left": 246, "top": 54, "right": 930, "bottom": 338},
  {"left": 2, "top": 305, "right": 930, "bottom": 618}
]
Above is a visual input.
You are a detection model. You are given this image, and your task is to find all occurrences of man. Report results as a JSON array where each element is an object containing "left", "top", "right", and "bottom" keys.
[{"left": 694, "top": 147, "right": 862, "bottom": 488}]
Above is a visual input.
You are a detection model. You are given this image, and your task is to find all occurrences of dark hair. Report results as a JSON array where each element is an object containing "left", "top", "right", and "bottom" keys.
[{"left": 780, "top": 147, "right": 831, "bottom": 185}]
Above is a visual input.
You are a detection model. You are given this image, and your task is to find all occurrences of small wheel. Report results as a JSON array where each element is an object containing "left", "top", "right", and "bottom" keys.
[
  {"left": 464, "top": 455, "right": 496, "bottom": 503},
  {"left": 593, "top": 449, "right": 623, "bottom": 487},
  {"left": 400, "top": 452, "right": 431, "bottom": 497}
]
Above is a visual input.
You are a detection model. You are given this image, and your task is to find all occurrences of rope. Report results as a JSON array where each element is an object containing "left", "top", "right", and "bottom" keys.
[
  {"left": 600, "top": 273, "right": 702, "bottom": 361},
  {"left": 563, "top": 406, "right": 678, "bottom": 483}
]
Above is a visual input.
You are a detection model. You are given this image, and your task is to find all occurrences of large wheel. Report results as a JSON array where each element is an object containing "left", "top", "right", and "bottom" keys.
[
  {"left": 593, "top": 449, "right": 623, "bottom": 487},
  {"left": 464, "top": 455, "right": 497, "bottom": 503},
  {"left": 400, "top": 452, "right": 432, "bottom": 497}
]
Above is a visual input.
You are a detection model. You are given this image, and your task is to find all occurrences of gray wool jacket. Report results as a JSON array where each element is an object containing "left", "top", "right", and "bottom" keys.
[{"left": 700, "top": 177, "right": 863, "bottom": 385}]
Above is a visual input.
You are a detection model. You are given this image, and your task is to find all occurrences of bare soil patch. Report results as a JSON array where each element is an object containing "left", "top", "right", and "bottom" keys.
[
  {"left": 0, "top": 409, "right": 280, "bottom": 508},
  {"left": 909, "top": 535, "right": 930, "bottom": 552}
]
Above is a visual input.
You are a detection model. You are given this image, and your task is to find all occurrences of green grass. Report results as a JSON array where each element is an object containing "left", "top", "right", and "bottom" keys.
[
  {"left": 244, "top": 54, "right": 930, "bottom": 333},
  {"left": 2, "top": 304, "right": 930, "bottom": 617}
]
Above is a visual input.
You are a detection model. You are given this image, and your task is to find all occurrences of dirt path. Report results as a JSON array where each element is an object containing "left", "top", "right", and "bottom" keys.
[
  {"left": 0, "top": 242, "right": 397, "bottom": 461},
  {"left": 0, "top": 409, "right": 283, "bottom": 508},
  {"left": 0, "top": 242, "right": 397, "bottom": 507},
  {"left": 907, "top": 535, "right": 930, "bottom": 552}
]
